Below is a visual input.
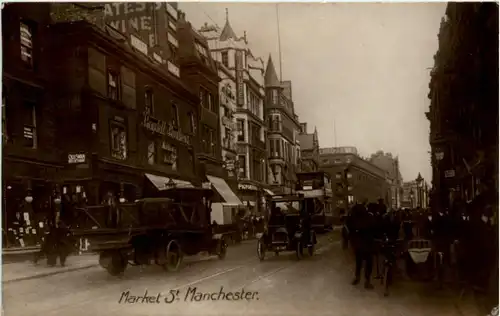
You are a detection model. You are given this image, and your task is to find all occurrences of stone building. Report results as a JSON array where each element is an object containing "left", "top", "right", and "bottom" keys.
[
  {"left": 198, "top": 10, "right": 269, "bottom": 215},
  {"left": 264, "top": 56, "right": 301, "bottom": 195},
  {"left": 369, "top": 150, "right": 403, "bottom": 209},
  {"left": 297, "top": 123, "right": 320, "bottom": 173}
]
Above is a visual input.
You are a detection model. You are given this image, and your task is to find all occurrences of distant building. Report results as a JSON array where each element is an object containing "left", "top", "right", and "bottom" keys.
[
  {"left": 264, "top": 56, "right": 301, "bottom": 195},
  {"left": 401, "top": 180, "right": 430, "bottom": 209},
  {"left": 319, "top": 147, "right": 390, "bottom": 211},
  {"left": 297, "top": 123, "right": 320, "bottom": 172},
  {"left": 369, "top": 151, "right": 403, "bottom": 209}
]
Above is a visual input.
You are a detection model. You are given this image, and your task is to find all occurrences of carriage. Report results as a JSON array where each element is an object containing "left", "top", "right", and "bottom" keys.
[
  {"left": 70, "top": 187, "right": 228, "bottom": 276},
  {"left": 256, "top": 195, "right": 317, "bottom": 261}
]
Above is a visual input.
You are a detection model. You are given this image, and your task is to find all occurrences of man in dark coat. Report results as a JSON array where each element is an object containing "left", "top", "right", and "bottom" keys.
[{"left": 347, "top": 199, "right": 376, "bottom": 289}]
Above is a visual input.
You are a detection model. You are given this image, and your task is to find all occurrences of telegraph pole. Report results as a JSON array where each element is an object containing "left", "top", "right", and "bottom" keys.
[{"left": 276, "top": 3, "right": 283, "bottom": 81}]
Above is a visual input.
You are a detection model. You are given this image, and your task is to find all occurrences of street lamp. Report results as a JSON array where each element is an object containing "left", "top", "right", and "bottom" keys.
[
  {"left": 24, "top": 195, "right": 33, "bottom": 204},
  {"left": 416, "top": 173, "right": 424, "bottom": 207}
]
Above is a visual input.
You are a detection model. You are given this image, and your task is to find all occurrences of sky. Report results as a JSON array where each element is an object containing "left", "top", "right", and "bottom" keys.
[{"left": 180, "top": 2, "right": 447, "bottom": 183}]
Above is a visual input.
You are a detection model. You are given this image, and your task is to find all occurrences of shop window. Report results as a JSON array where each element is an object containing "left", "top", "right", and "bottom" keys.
[
  {"left": 162, "top": 141, "right": 177, "bottom": 170},
  {"left": 23, "top": 102, "right": 37, "bottom": 149},
  {"left": 20, "top": 21, "right": 33, "bottom": 67},
  {"left": 110, "top": 121, "right": 127, "bottom": 160},
  {"left": 236, "top": 119, "right": 245, "bottom": 142},
  {"left": 221, "top": 51, "right": 229, "bottom": 68},
  {"left": 147, "top": 141, "right": 156, "bottom": 165},
  {"left": 347, "top": 195, "right": 354, "bottom": 204},
  {"left": 335, "top": 173, "right": 342, "bottom": 179},
  {"left": 171, "top": 103, "right": 179, "bottom": 130},
  {"left": 145, "top": 89, "right": 154, "bottom": 115},
  {"left": 107, "top": 70, "right": 120, "bottom": 100}
]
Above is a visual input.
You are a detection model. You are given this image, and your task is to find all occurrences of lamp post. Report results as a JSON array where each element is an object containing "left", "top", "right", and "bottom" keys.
[
  {"left": 416, "top": 173, "right": 424, "bottom": 208},
  {"left": 410, "top": 191, "right": 414, "bottom": 209}
]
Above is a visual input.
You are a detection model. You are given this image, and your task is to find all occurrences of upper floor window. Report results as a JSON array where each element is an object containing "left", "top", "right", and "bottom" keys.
[
  {"left": 271, "top": 90, "right": 279, "bottom": 105},
  {"left": 147, "top": 141, "right": 156, "bottom": 165},
  {"left": 268, "top": 114, "right": 282, "bottom": 132},
  {"left": 20, "top": 22, "right": 33, "bottom": 67},
  {"left": 248, "top": 91, "right": 260, "bottom": 117},
  {"left": 107, "top": 70, "right": 120, "bottom": 100},
  {"left": 171, "top": 103, "right": 179, "bottom": 130},
  {"left": 110, "top": 120, "right": 127, "bottom": 160},
  {"left": 236, "top": 119, "right": 245, "bottom": 142},
  {"left": 145, "top": 89, "right": 154, "bottom": 114},
  {"left": 162, "top": 141, "right": 178, "bottom": 170},
  {"left": 188, "top": 112, "right": 196, "bottom": 134},
  {"left": 23, "top": 102, "right": 37, "bottom": 149},
  {"left": 221, "top": 51, "right": 229, "bottom": 68}
]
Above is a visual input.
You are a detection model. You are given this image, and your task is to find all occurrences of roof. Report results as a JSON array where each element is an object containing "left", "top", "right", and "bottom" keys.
[
  {"left": 219, "top": 9, "right": 238, "bottom": 41},
  {"left": 264, "top": 55, "right": 281, "bottom": 87},
  {"left": 298, "top": 133, "right": 315, "bottom": 150}
]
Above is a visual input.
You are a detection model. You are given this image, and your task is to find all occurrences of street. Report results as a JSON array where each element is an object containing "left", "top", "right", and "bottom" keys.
[{"left": 3, "top": 233, "right": 471, "bottom": 316}]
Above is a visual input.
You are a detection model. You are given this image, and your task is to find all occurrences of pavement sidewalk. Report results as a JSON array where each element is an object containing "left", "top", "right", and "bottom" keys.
[{"left": 2, "top": 253, "right": 99, "bottom": 284}]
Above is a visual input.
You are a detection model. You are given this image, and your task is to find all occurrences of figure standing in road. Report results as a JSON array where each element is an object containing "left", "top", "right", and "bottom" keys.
[{"left": 347, "top": 199, "right": 376, "bottom": 289}]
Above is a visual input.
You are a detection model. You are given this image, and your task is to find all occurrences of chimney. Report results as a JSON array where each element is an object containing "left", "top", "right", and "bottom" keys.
[{"left": 300, "top": 123, "right": 307, "bottom": 134}]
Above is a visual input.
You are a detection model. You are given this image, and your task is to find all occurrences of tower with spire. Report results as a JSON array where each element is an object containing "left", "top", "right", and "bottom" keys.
[{"left": 196, "top": 8, "right": 268, "bottom": 216}]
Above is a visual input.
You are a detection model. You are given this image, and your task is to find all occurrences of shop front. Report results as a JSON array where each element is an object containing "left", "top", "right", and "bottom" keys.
[
  {"left": 237, "top": 181, "right": 268, "bottom": 217},
  {"left": 3, "top": 158, "right": 63, "bottom": 248}
]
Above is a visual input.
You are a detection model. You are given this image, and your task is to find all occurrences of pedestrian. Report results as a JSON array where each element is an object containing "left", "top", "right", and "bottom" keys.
[{"left": 347, "top": 199, "right": 376, "bottom": 289}]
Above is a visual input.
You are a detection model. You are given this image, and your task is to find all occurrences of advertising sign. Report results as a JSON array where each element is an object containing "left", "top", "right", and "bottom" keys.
[{"left": 235, "top": 50, "right": 244, "bottom": 106}]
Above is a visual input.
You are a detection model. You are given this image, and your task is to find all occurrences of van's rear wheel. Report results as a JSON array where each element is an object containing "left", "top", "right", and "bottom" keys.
[
  {"left": 104, "top": 251, "right": 128, "bottom": 276},
  {"left": 164, "top": 240, "right": 183, "bottom": 272}
]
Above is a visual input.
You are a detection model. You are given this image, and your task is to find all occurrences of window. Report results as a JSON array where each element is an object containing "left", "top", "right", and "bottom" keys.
[
  {"left": 271, "top": 90, "right": 278, "bottom": 105},
  {"left": 347, "top": 173, "right": 353, "bottom": 179},
  {"left": 268, "top": 114, "right": 281, "bottom": 132},
  {"left": 248, "top": 91, "right": 260, "bottom": 117},
  {"left": 145, "top": 89, "right": 154, "bottom": 114},
  {"left": 23, "top": 102, "right": 37, "bottom": 149},
  {"left": 209, "top": 129, "right": 216, "bottom": 155},
  {"left": 221, "top": 51, "right": 229, "bottom": 68},
  {"left": 147, "top": 141, "right": 156, "bottom": 165},
  {"left": 188, "top": 112, "right": 195, "bottom": 134},
  {"left": 162, "top": 141, "right": 178, "bottom": 170},
  {"left": 224, "top": 127, "right": 231, "bottom": 148},
  {"left": 238, "top": 155, "right": 246, "bottom": 179},
  {"left": 107, "top": 70, "right": 119, "bottom": 100},
  {"left": 110, "top": 121, "right": 127, "bottom": 160},
  {"left": 20, "top": 22, "right": 33, "bottom": 67},
  {"left": 347, "top": 195, "right": 354, "bottom": 204},
  {"left": 335, "top": 173, "right": 342, "bottom": 179},
  {"left": 236, "top": 119, "right": 245, "bottom": 142},
  {"left": 207, "top": 93, "right": 213, "bottom": 112},
  {"left": 269, "top": 139, "right": 276, "bottom": 157},
  {"left": 199, "top": 88, "right": 211, "bottom": 110},
  {"left": 171, "top": 103, "right": 179, "bottom": 130}
]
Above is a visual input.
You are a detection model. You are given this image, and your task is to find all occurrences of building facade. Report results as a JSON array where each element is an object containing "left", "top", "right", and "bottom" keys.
[
  {"left": 427, "top": 3, "right": 498, "bottom": 209},
  {"left": 369, "top": 150, "right": 403, "bottom": 209},
  {"left": 264, "top": 56, "right": 301, "bottom": 195},
  {"left": 297, "top": 123, "right": 320, "bottom": 173},
  {"left": 319, "top": 147, "right": 390, "bottom": 211},
  {"left": 2, "top": 3, "right": 62, "bottom": 248},
  {"left": 199, "top": 11, "right": 268, "bottom": 215}
]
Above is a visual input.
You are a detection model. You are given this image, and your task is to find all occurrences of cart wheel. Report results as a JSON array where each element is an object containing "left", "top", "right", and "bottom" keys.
[
  {"left": 257, "top": 238, "right": 266, "bottom": 261},
  {"left": 296, "top": 241, "right": 304, "bottom": 260},
  {"left": 217, "top": 239, "right": 227, "bottom": 260},
  {"left": 164, "top": 240, "right": 183, "bottom": 272},
  {"left": 106, "top": 252, "right": 128, "bottom": 276}
]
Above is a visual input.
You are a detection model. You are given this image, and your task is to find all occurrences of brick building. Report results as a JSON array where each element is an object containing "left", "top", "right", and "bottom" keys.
[
  {"left": 49, "top": 20, "right": 200, "bottom": 204},
  {"left": 427, "top": 3, "right": 498, "bottom": 208},
  {"left": 297, "top": 123, "right": 320, "bottom": 173},
  {"left": 2, "top": 3, "right": 62, "bottom": 247},
  {"left": 319, "top": 147, "right": 390, "bottom": 211},
  {"left": 264, "top": 56, "right": 301, "bottom": 195}
]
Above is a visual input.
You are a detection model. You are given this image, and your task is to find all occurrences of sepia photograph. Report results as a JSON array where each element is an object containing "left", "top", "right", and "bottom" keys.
[{"left": 1, "top": 1, "right": 498, "bottom": 315}]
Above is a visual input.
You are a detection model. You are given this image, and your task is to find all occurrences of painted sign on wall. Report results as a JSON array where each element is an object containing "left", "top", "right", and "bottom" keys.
[{"left": 142, "top": 112, "right": 191, "bottom": 145}]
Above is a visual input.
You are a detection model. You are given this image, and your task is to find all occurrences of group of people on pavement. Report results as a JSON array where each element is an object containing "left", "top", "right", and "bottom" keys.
[{"left": 340, "top": 193, "right": 498, "bottom": 294}]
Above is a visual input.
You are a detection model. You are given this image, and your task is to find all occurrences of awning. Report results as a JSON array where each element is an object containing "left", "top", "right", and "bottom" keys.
[
  {"left": 145, "top": 173, "right": 194, "bottom": 190},
  {"left": 263, "top": 189, "right": 275, "bottom": 196},
  {"left": 206, "top": 175, "right": 242, "bottom": 206}
]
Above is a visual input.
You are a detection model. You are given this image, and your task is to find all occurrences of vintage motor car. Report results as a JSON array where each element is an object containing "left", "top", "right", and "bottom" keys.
[{"left": 256, "top": 195, "right": 317, "bottom": 261}]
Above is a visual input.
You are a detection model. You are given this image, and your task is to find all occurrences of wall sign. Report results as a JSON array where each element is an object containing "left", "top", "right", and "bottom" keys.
[
  {"left": 142, "top": 112, "right": 191, "bottom": 145},
  {"left": 68, "top": 153, "right": 86, "bottom": 164},
  {"left": 235, "top": 50, "right": 244, "bottom": 107},
  {"left": 238, "top": 183, "right": 258, "bottom": 191}
]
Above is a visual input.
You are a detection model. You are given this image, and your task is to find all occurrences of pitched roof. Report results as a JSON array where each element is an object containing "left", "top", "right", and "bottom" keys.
[
  {"left": 219, "top": 9, "right": 238, "bottom": 41},
  {"left": 264, "top": 54, "right": 281, "bottom": 87}
]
